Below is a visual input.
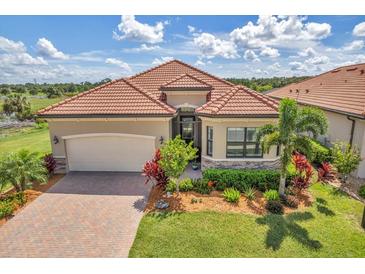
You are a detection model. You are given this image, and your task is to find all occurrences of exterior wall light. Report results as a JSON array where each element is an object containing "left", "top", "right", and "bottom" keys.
[
  {"left": 159, "top": 136, "right": 164, "bottom": 144},
  {"left": 53, "top": 135, "right": 59, "bottom": 144}
]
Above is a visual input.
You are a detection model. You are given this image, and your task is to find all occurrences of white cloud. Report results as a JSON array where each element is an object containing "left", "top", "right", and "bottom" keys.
[
  {"left": 0, "top": 36, "right": 26, "bottom": 53},
  {"left": 194, "top": 60, "right": 206, "bottom": 66},
  {"left": 259, "top": 47, "right": 280, "bottom": 58},
  {"left": 244, "top": 49, "right": 260, "bottom": 62},
  {"left": 268, "top": 62, "right": 281, "bottom": 71},
  {"left": 305, "top": 55, "right": 330, "bottom": 65},
  {"left": 152, "top": 56, "right": 174, "bottom": 66},
  {"left": 193, "top": 32, "right": 238, "bottom": 59},
  {"left": 36, "top": 38, "right": 69, "bottom": 60},
  {"left": 230, "top": 16, "right": 331, "bottom": 50},
  {"left": 113, "top": 15, "right": 165, "bottom": 44},
  {"left": 343, "top": 40, "right": 364, "bottom": 51},
  {"left": 298, "top": 47, "right": 317, "bottom": 57},
  {"left": 353, "top": 22, "right": 365, "bottom": 37},
  {"left": 188, "top": 25, "right": 196, "bottom": 33},
  {"left": 105, "top": 58, "right": 132, "bottom": 73},
  {"left": 289, "top": 61, "right": 307, "bottom": 71},
  {"left": 123, "top": 44, "right": 161, "bottom": 53}
]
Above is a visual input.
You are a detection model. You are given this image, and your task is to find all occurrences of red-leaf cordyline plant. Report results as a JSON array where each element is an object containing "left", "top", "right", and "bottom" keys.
[
  {"left": 317, "top": 162, "right": 336, "bottom": 183},
  {"left": 292, "top": 152, "right": 313, "bottom": 192},
  {"left": 142, "top": 149, "right": 169, "bottom": 189}
]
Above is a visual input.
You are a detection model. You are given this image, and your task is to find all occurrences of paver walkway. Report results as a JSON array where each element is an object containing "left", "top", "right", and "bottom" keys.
[{"left": 0, "top": 172, "right": 151, "bottom": 257}]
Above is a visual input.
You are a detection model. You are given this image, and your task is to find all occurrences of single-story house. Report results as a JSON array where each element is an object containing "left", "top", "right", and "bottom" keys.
[
  {"left": 268, "top": 62, "right": 365, "bottom": 178},
  {"left": 38, "top": 59, "right": 280, "bottom": 173}
]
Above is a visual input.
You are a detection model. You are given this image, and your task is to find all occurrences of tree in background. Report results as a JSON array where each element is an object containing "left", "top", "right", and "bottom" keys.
[
  {"left": 331, "top": 142, "right": 361, "bottom": 183},
  {"left": 0, "top": 87, "right": 11, "bottom": 96},
  {"left": 2, "top": 94, "right": 31, "bottom": 120},
  {"left": 258, "top": 98, "right": 328, "bottom": 196},
  {"left": 46, "top": 86, "right": 63, "bottom": 98}
]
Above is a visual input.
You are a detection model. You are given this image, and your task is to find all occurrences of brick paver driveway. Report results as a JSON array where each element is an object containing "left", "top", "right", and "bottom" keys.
[{"left": 0, "top": 172, "right": 152, "bottom": 258}]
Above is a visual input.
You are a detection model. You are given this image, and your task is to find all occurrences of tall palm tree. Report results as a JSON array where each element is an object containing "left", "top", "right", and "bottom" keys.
[
  {"left": 0, "top": 149, "right": 48, "bottom": 192},
  {"left": 258, "top": 98, "right": 328, "bottom": 196}
]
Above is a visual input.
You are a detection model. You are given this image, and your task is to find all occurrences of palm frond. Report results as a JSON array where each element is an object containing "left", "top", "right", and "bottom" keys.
[
  {"left": 296, "top": 106, "right": 328, "bottom": 138},
  {"left": 256, "top": 124, "right": 279, "bottom": 142},
  {"left": 292, "top": 135, "right": 313, "bottom": 160},
  {"left": 261, "top": 131, "right": 280, "bottom": 153}
]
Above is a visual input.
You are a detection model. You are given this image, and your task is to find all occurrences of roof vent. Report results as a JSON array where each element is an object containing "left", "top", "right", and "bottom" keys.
[
  {"left": 320, "top": 82, "right": 322, "bottom": 85},
  {"left": 347, "top": 67, "right": 358, "bottom": 71},
  {"left": 296, "top": 89, "right": 299, "bottom": 93},
  {"left": 361, "top": 69, "right": 364, "bottom": 75},
  {"left": 345, "top": 79, "right": 347, "bottom": 83},
  {"left": 289, "top": 89, "right": 293, "bottom": 93},
  {"left": 305, "top": 89, "right": 310, "bottom": 93}
]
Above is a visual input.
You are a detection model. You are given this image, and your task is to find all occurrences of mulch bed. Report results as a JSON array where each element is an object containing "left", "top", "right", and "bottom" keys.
[
  {"left": 0, "top": 174, "right": 64, "bottom": 227},
  {"left": 145, "top": 186, "right": 313, "bottom": 215}
]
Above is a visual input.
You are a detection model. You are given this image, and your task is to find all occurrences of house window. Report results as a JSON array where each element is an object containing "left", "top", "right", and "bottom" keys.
[
  {"left": 226, "top": 127, "right": 262, "bottom": 158},
  {"left": 207, "top": 126, "right": 213, "bottom": 156}
]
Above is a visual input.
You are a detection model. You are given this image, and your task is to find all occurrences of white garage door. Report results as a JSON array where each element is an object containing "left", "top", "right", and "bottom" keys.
[{"left": 63, "top": 133, "right": 156, "bottom": 172}]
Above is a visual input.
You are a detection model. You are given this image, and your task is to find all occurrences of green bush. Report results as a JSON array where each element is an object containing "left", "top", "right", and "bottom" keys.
[
  {"left": 243, "top": 186, "right": 256, "bottom": 200},
  {"left": 359, "top": 185, "right": 365, "bottom": 199},
  {"left": 179, "top": 178, "right": 194, "bottom": 192},
  {"left": 13, "top": 192, "right": 26, "bottom": 206},
  {"left": 265, "top": 200, "right": 284, "bottom": 214},
  {"left": 192, "top": 178, "right": 212, "bottom": 194},
  {"left": 202, "top": 169, "right": 280, "bottom": 192},
  {"left": 309, "top": 139, "right": 331, "bottom": 164},
  {"left": 286, "top": 162, "right": 296, "bottom": 184},
  {"left": 0, "top": 200, "right": 15, "bottom": 219},
  {"left": 166, "top": 179, "right": 176, "bottom": 193},
  {"left": 223, "top": 188, "right": 240, "bottom": 203},
  {"left": 263, "top": 189, "right": 280, "bottom": 201}
]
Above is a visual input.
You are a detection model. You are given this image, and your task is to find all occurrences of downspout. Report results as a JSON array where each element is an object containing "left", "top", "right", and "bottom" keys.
[{"left": 347, "top": 116, "right": 356, "bottom": 147}]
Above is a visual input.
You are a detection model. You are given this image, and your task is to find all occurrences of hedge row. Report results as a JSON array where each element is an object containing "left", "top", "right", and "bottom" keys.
[{"left": 202, "top": 168, "right": 280, "bottom": 192}]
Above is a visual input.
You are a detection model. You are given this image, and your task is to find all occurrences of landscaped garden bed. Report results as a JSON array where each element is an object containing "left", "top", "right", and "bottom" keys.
[{"left": 0, "top": 174, "right": 64, "bottom": 227}]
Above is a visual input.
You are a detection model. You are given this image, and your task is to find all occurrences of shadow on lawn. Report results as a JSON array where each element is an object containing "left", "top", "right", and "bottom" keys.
[
  {"left": 315, "top": 198, "right": 335, "bottom": 216},
  {"left": 256, "top": 212, "right": 322, "bottom": 251}
]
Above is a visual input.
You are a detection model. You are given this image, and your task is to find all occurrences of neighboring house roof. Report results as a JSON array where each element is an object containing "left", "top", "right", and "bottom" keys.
[
  {"left": 196, "top": 86, "right": 279, "bottom": 117},
  {"left": 38, "top": 59, "right": 278, "bottom": 118},
  {"left": 268, "top": 63, "right": 365, "bottom": 118},
  {"left": 160, "top": 73, "right": 212, "bottom": 91}
]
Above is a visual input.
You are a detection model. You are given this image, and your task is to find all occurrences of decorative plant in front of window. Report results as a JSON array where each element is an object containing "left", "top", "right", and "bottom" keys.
[
  {"left": 142, "top": 149, "right": 169, "bottom": 189},
  {"left": 257, "top": 98, "right": 328, "bottom": 196},
  {"left": 158, "top": 135, "right": 198, "bottom": 192},
  {"left": 291, "top": 152, "right": 313, "bottom": 192}
]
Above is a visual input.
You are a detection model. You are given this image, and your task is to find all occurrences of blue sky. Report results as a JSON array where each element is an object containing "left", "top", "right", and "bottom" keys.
[{"left": 1, "top": 15, "right": 365, "bottom": 83}]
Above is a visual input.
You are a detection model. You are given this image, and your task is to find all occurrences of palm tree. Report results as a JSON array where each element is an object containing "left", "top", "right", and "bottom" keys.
[
  {"left": 2, "top": 94, "right": 31, "bottom": 120},
  {"left": 0, "top": 150, "right": 48, "bottom": 192},
  {"left": 258, "top": 98, "right": 328, "bottom": 196}
]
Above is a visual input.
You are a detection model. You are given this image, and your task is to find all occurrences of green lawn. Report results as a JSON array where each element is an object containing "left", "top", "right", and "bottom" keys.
[
  {"left": 129, "top": 183, "right": 365, "bottom": 257},
  {"left": 0, "top": 127, "right": 51, "bottom": 155}
]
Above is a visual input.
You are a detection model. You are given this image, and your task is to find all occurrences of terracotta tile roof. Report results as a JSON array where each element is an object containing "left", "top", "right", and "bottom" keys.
[
  {"left": 160, "top": 73, "right": 212, "bottom": 90},
  {"left": 128, "top": 59, "right": 234, "bottom": 101},
  {"left": 38, "top": 59, "right": 278, "bottom": 117},
  {"left": 196, "top": 85, "right": 279, "bottom": 117},
  {"left": 37, "top": 78, "right": 175, "bottom": 116},
  {"left": 268, "top": 63, "right": 365, "bottom": 117}
]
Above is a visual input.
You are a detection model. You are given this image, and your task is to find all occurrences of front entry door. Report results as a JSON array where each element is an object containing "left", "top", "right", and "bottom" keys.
[{"left": 180, "top": 116, "right": 195, "bottom": 144}]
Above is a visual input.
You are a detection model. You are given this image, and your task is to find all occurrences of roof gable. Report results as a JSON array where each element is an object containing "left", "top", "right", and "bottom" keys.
[{"left": 160, "top": 73, "right": 212, "bottom": 91}]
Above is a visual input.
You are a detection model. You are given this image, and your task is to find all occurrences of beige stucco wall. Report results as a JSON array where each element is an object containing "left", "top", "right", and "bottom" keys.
[
  {"left": 48, "top": 118, "right": 171, "bottom": 157},
  {"left": 165, "top": 91, "right": 208, "bottom": 108},
  {"left": 200, "top": 117, "right": 279, "bottom": 160},
  {"left": 319, "top": 110, "right": 365, "bottom": 178}
]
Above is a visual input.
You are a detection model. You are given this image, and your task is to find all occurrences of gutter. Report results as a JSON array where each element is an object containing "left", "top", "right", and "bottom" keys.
[{"left": 347, "top": 116, "right": 356, "bottom": 147}]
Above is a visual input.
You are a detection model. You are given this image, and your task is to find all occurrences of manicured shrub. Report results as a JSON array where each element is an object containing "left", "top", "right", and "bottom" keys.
[
  {"left": 291, "top": 152, "right": 313, "bottom": 191},
  {"left": 165, "top": 179, "right": 176, "bottom": 193},
  {"left": 179, "top": 178, "right": 194, "bottom": 192},
  {"left": 280, "top": 195, "right": 299, "bottom": 209},
  {"left": 0, "top": 201, "right": 14, "bottom": 219},
  {"left": 317, "top": 162, "right": 336, "bottom": 183},
  {"left": 359, "top": 185, "right": 365, "bottom": 199},
  {"left": 308, "top": 139, "right": 331, "bottom": 164},
  {"left": 43, "top": 154, "right": 57, "bottom": 175},
  {"left": 202, "top": 169, "right": 280, "bottom": 192},
  {"left": 143, "top": 149, "right": 169, "bottom": 189},
  {"left": 192, "top": 178, "right": 212, "bottom": 194},
  {"left": 223, "top": 188, "right": 240, "bottom": 203},
  {"left": 286, "top": 163, "right": 296, "bottom": 185},
  {"left": 243, "top": 186, "right": 256, "bottom": 201},
  {"left": 265, "top": 200, "right": 284, "bottom": 215},
  {"left": 331, "top": 142, "right": 361, "bottom": 182},
  {"left": 263, "top": 189, "right": 280, "bottom": 201}
]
